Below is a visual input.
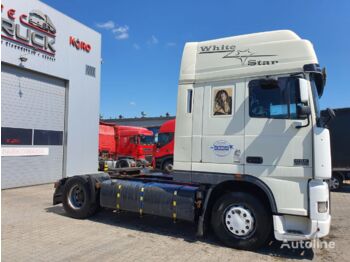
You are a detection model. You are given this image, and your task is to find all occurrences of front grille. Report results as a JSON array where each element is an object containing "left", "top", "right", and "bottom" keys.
[{"left": 145, "top": 155, "right": 153, "bottom": 163}]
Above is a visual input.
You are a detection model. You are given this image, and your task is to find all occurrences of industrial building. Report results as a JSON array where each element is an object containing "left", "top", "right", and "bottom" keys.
[{"left": 1, "top": 0, "right": 101, "bottom": 188}]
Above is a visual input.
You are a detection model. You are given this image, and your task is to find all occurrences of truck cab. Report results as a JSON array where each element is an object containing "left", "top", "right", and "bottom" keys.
[
  {"left": 99, "top": 122, "right": 116, "bottom": 159},
  {"left": 115, "top": 126, "right": 154, "bottom": 166},
  {"left": 99, "top": 122, "right": 154, "bottom": 168},
  {"left": 174, "top": 30, "right": 331, "bottom": 242},
  {"left": 153, "top": 119, "right": 175, "bottom": 172}
]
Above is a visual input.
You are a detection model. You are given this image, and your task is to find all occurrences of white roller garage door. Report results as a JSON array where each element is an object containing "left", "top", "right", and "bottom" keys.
[{"left": 1, "top": 63, "right": 66, "bottom": 189}]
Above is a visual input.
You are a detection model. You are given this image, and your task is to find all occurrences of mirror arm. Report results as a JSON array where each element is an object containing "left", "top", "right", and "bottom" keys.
[{"left": 296, "top": 116, "right": 310, "bottom": 129}]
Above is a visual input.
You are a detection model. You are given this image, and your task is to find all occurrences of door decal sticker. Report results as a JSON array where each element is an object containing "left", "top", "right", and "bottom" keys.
[{"left": 210, "top": 140, "right": 234, "bottom": 157}]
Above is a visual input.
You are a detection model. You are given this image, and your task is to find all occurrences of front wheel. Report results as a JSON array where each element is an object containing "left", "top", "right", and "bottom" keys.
[
  {"left": 211, "top": 192, "right": 272, "bottom": 250},
  {"left": 162, "top": 160, "right": 173, "bottom": 173}
]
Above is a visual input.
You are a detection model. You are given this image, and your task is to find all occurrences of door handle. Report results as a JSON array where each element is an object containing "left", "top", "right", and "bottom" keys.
[{"left": 246, "top": 156, "right": 263, "bottom": 164}]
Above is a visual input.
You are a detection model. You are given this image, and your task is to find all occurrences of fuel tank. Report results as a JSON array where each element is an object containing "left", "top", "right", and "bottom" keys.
[{"left": 100, "top": 179, "right": 198, "bottom": 222}]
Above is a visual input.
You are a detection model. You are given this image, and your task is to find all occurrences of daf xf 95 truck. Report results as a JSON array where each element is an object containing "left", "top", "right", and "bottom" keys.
[{"left": 53, "top": 30, "right": 332, "bottom": 250}]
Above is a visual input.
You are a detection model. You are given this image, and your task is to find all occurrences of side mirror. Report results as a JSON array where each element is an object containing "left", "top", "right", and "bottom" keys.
[
  {"left": 134, "top": 136, "right": 139, "bottom": 144},
  {"left": 297, "top": 104, "right": 311, "bottom": 119},
  {"left": 299, "top": 78, "right": 309, "bottom": 104},
  {"left": 322, "top": 108, "right": 336, "bottom": 128},
  {"left": 326, "top": 108, "right": 335, "bottom": 120},
  {"left": 322, "top": 67, "right": 327, "bottom": 87}
]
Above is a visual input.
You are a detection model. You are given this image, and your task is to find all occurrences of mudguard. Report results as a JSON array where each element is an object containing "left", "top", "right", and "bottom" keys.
[{"left": 53, "top": 173, "right": 110, "bottom": 205}]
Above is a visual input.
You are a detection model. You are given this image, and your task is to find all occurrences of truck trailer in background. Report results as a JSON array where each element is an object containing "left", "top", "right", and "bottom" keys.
[
  {"left": 322, "top": 108, "right": 350, "bottom": 190},
  {"left": 99, "top": 122, "right": 154, "bottom": 169},
  {"left": 54, "top": 30, "right": 332, "bottom": 250},
  {"left": 153, "top": 119, "right": 175, "bottom": 172}
]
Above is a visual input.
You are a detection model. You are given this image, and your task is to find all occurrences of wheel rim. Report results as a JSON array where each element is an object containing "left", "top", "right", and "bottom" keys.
[
  {"left": 330, "top": 177, "right": 340, "bottom": 190},
  {"left": 224, "top": 205, "right": 255, "bottom": 237},
  {"left": 68, "top": 184, "right": 85, "bottom": 210},
  {"left": 164, "top": 163, "right": 173, "bottom": 173}
]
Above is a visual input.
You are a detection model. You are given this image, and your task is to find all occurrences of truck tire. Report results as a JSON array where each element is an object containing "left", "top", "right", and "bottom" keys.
[
  {"left": 330, "top": 173, "right": 343, "bottom": 191},
  {"left": 116, "top": 159, "right": 130, "bottom": 168},
  {"left": 211, "top": 192, "right": 272, "bottom": 250},
  {"left": 62, "top": 176, "right": 99, "bottom": 219},
  {"left": 162, "top": 159, "right": 173, "bottom": 173}
]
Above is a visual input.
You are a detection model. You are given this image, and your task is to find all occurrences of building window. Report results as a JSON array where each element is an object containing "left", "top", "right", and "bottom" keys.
[
  {"left": 34, "top": 130, "right": 63, "bottom": 145},
  {"left": 249, "top": 77, "right": 302, "bottom": 119},
  {"left": 85, "top": 65, "right": 96, "bottom": 77},
  {"left": 212, "top": 88, "right": 233, "bottom": 116},
  {"left": 1, "top": 127, "right": 32, "bottom": 145}
]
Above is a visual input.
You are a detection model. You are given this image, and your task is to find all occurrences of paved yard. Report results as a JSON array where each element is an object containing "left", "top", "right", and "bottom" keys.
[{"left": 2, "top": 183, "right": 350, "bottom": 262}]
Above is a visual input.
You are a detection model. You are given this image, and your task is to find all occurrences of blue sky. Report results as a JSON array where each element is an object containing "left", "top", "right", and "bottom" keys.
[{"left": 43, "top": 0, "right": 350, "bottom": 119}]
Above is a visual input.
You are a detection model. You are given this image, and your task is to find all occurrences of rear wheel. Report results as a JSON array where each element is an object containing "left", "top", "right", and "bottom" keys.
[
  {"left": 62, "top": 176, "right": 98, "bottom": 219},
  {"left": 211, "top": 192, "right": 272, "bottom": 250}
]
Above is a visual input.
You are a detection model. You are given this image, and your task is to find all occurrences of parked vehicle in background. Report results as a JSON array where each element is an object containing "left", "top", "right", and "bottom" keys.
[
  {"left": 153, "top": 119, "right": 175, "bottom": 172},
  {"left": 99, "top": 122, "right": 154, "bottom": 170},
  {"left": 322, "top": 108, "right": 350, "bottom": 190},
  {"left": 54, "top": 30, "right": 332, "bottom": 250}
]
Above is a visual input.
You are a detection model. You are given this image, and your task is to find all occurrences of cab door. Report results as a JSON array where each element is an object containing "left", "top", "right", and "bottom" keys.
[
  {"left": 244, "top": 76, "right": 313, "bottom": 215},
  {"left": 191, "top": 80, "right": 245, "bottom": 174}
]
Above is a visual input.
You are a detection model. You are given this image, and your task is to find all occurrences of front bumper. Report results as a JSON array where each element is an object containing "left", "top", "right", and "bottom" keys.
[
  {"left": 274, "top": 179, "right": 331, "bottom": 241},
  {"left": 273, "top": 214, "right": 331, "bottom": 241}
]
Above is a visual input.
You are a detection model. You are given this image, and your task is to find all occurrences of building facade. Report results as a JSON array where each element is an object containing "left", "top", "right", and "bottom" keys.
[{"left": 1, "top": 0, "right": 101, "bottom": 188}]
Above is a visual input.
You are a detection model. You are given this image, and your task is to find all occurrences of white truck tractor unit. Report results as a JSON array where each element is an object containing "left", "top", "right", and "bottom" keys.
[{"left": 53, "top": 30, "right": 332, "bottom": 250}]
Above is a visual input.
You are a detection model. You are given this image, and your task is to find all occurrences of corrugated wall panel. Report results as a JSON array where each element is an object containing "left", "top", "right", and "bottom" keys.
[{"left": 1, "top": 63, "right": 66, "bottom": 189}]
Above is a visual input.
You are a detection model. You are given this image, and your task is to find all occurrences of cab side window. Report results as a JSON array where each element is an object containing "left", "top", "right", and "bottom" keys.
[
  {"left": 157, "top": 133, "right": 174, "bottom": 147},
  {"left": 129, "top": 136, "right": 137, "bottom": 144},
  {"left": 249, "top": 77, "right": 302, "bottom": 119}
]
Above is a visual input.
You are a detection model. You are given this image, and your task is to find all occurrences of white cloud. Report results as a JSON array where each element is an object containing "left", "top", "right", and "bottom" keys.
[
  {"left": 129, "top": 101, "right": 136, "bottom": 106},
  {"left": 113, "top": 25, "right": 129, "bottom": 39},
  {"left": 166, "top": 42, "right": 176, "bottom": 47},
  {"left": 147, "top": 35, "right": 159, "bottom": 45},
  {"left": 96, "top": 21, "right": 115, "bottom": 30},
  {"left": 115, "top": 32, "right": 129, "bottom": 40},
  {"left": 133, "top": 43, "right": 140, "bottom": 50},
  {"left": 96, "top": 21, "right": 129, "bottom": 40}
]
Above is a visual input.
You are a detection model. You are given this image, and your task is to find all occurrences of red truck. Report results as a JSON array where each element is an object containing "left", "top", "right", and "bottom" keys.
[
  {"left": 99, "top": 122, "right": 154, "bottom": 169},
  {"left": 153, "top": 119, "right": 175, "bottom": 172}
]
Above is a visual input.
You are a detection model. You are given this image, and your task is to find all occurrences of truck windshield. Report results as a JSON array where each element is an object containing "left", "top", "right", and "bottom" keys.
[
  {"left": 157, "top": 133, "right": 174, "bottom": 148},
  {"left": 139, "top": 135, "right": 154, "bottom": 145}
]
